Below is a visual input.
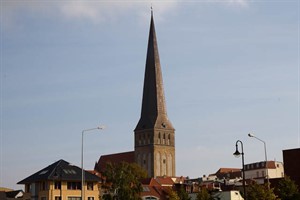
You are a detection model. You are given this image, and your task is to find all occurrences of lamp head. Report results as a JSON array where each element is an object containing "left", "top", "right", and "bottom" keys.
[
  {"left": 97, "top": 125, "right": 106, "bottom": 130},
  {"left": 248, "top": 133, "right": 254, "bottom": 137},
  {"left": 233, "top": 149, "right": 241, "bottom": 158},
  {"left": 233, "top": 143, "right": 242, "bottom": 157}
]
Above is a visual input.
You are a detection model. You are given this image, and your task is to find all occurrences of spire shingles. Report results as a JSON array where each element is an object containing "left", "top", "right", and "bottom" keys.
[{"left": 135, "top": 13, "right": 174, "bottom": 131}]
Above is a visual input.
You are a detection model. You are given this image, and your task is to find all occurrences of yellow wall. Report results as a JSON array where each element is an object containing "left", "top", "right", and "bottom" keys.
[{"left": 36, "top": 181, "right": 100, "bottom": 200}]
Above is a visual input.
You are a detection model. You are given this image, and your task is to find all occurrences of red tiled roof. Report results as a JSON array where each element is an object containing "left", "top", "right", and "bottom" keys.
[
  {"left": 94, "top": 151, "right": 135, "bottom": 172},
  {"left": 155, "top": 177, "right": 175, "bottom": 186},
  {"left": 216, "top": 168, "right": 241, "bottom": 174}
]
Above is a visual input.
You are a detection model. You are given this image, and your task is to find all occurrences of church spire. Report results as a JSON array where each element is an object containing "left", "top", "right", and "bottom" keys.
[{"left": 135, "top": 11, "right": 174, "bottom": 131}]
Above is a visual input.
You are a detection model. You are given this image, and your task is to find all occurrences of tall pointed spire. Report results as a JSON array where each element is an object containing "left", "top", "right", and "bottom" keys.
[
  {"left": 135, "top": 11, "right": 174, "bottom": 131},
  {"left": 134, "top": 11, "right": 176, "bottom": 178}
]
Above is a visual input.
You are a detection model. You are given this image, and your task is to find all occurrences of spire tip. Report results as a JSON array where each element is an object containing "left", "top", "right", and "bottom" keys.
[{"left": 151, "top": 4, "right": 153, "bottom": 16}]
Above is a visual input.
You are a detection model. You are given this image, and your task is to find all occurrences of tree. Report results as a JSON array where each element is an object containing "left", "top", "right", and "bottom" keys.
[
  {"left": 177, "top": 185, "right": 191, "bottom": 200},
  {"left": 103, "top": 162, "right": 148, "bottom": 200},
  {"left": 166, "top": 187, "right": 180, "bottom": 200},
  {"left": 275, "top": 177, "right": 300, "bottom": 200},
  {"left": 247, "top": 182, "right": 277, "bottom": 200},
  {"left": 196, "top": 188, "right": 213, "bottom": 200}
]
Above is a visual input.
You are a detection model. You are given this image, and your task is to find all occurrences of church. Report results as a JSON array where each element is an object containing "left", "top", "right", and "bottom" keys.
[{"left": 94, "top": 11, "right": 175, "bottom": 178}]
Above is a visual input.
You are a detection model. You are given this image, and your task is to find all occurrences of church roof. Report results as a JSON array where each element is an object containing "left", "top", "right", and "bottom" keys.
[
  {"left": 135, "top": 11, "right": 174, "bottom": 131},
  {"left": 94, "top": 151, "right": 135, "bottom": 172}
]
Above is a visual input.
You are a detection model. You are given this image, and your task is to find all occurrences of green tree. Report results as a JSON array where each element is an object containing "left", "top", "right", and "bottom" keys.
[
  {"left": 177, "top": 185, "right": 191, "bottom": 200},
  {"left": 196, "top": 188, "right": 213, "bottom": 200},
  {"left": 166, "top": 187, "right": 180, "bottom": 200},
  {"left": 103, "top": 162, "right": 148, "bottom": 200},
  {"left": 247, "top": 182, "right": 277, "bottom": 200},
  {"left": 275, "top": 177, "right": 300, "bottom": 200}
]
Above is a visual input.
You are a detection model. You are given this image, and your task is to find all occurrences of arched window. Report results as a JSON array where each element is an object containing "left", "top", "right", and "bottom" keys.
[
  {"left": 167, "top": 154, "right": 173, "bottom": 176},
  {"left": 167, "top": 134, "right": 170, "bottom": 145},
  {"left": 156, "top": 152, "right": 161, "bottom": 176},
  {"left": 162, "top": 153, "right": 167, "bottom": 176},
  {"left": 147, "top": 134, "right": 150, "bottom": 144},
  {"left": 138, "top": 135, "right": 141, "bottom": 145},
  {"left": 148, "top": 153, "right": 151, "bottom": 176},
  {"left": 158, "top": 133, "right": 161, "bottom": 144},
  {"left": 143, "top": 154, "right": 146, "bottom": 168},
  {"left": 137, "top": 154, "right": 141, "bottom": 166}
]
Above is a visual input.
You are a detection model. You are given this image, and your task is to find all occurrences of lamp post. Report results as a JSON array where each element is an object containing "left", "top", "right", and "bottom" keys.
[
  {"left": 81, "top": 126, "right": 105, "bottom": 200},
  {"left": 233, "top": 140, "right": 246, "bottom": 200},
  {"left": 248, "top": 133, "right": 270, "bottom": 188}
]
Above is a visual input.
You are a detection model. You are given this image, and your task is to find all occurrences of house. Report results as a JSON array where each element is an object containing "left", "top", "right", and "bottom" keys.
[
  {"left": 212, "top": 191, "right": 244, "bottom": 200},
  {"left": 139, "top": 177, "right": 185, "bottom": 200},
  {"left": 244, "top": 161, "right": 284, "bottom": 184},
  {"left": 18, "top": 159, "right": 101, "bottom": 200},
  {"left": 0, "top": 189, "right": 30, "bottom": 200},
  {"left": 283, "top": 148, "right": 300, "bottom": 190}
]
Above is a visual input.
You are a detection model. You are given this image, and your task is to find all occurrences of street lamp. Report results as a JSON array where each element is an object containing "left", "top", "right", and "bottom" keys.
[
  {"left": 233, "top": 140, "right": 246, "bottom": 200},
  {"left": 81, "top": 126, "right": 105, "bottom": 200},
  {"left": 248, "top": 133, "right": 270, "bottom": 188}
]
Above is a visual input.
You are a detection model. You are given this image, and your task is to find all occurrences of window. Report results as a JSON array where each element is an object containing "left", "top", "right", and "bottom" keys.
[
  {"left": 146, "top": 197, "right": 157, "bottom": 200},
  {"left": 25, "top": 184, "right": 31, "bottom": 193},
  {"left": 139, "top": 135, "right": 141, "bottom": 145},
  {"left": 167, "top": 134, "right": 170, "bottom": 145},
  {"left": 158, "top": 133, "right": 161, "bottom": 144},
  {"left": 55, "top": 197, "right": 61, "bottom": 200},
  {"left": 88, "top": 197, "right": 94, "bottom": 200},
  {"left": 40, "top": 182, "right": 47, "bottom": 191},
  {"left": 87, "top": 182, "right": 93, "bottom": 190},
  {"left": 54, "top": 181, "right": 61, "bottom": 189},
  {"left": 256, "top": 171, "right": 259, "bottom": 178},
  {"left": 262, "top": 171, "right": 265, "bottom": 177},
  {"left": 67, "top": 182, "right": 81, "bottom": 190},
  {"left": 67, "top": 197, "right": 80, "bottom": 200}
]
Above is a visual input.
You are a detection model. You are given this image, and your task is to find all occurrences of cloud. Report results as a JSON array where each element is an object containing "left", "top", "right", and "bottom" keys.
[
  {"left": 226, "top": 0, "right": 248, "bottom": 7},
  {"left": 1, "top": 0, "right": 248, "bottom": 30},
  {"left": 1, "top": 1, "right": 180, "bottom": 30},
  {"left": 196, "top": 0, "right": 248, "bottom": 7}
]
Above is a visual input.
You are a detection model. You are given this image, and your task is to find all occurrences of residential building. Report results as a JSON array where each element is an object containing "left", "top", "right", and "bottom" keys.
[
  {"left": 95, "top": 11, "right": 176, "bottom": 177},
  {"left": 18, "top": 159, "right": 101, "bottom": 200},
  {"left": 0, "top": 189, "right": 30, "bottom": 200},
  {"left": 283, "top": 148, "right": 300, "bottom": 190},
  {"left": 140, "top": 177, "right": 186, "bottom": 200},
  {"left": 212, "top": 191, "right": 244, "bottom": 200},
  {"left": 244, "top": 161, "right": 284, "bottom": 184}
]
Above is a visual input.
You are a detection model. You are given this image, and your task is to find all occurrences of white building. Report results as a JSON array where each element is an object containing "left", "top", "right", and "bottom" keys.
[
  {"left": 212, "top": 191, "right": 244, "bottom": 200},
  {"left": 244, "top": 161, "right": 284, "bottom": 184}
]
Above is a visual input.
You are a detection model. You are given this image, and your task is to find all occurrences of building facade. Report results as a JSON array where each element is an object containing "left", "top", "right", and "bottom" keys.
[
  {"left": 244, "top": 161, "right": 284, "bottom": 184},
  {"left": 18, "top": 160, "right": 101, "bottom": 200},
  {"left": 134, "top": 12, "right": 175, "bottom": 177},
  {"left": 283, "top": 148, "right": 300, "bottom": 190}
]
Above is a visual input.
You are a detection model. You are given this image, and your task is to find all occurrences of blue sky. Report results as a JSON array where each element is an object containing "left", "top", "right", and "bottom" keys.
[{"left": 1, "top": 0, "right": 299, "bottom": 190}]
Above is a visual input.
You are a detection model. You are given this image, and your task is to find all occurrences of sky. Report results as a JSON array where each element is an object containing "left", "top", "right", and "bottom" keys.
[{"left": 1, "top": 0, "right": 299, "bottom": 190}]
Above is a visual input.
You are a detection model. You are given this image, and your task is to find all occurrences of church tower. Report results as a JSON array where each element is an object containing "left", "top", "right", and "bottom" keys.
[{"left": 134, "top": 12, "right": 175, "bottom": 177}]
